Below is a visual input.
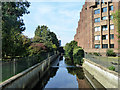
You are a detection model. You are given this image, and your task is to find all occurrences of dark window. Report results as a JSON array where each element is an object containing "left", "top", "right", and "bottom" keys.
[
  {"left": 102, "top": 35, "right": 108, "bottom": 40},
  {"left": 95, "top": 44, "right": 100, "bottom": 48},
  {"left": 110, "top": 44, "right": 114, "bottom": 48},
  {"left": 102, "top": 16, "right": 108, "bottom": 20},
  {"left": 110, "top": 34, "right": 114, "bottom": 39},
  {"left": 102, "top": 44, "right": 108, "bottom": 48},
  {"left": 95, "top": 18, "right": 100, "bottom": 23},
  {"left": 102, "top": 25, "right": 108, "bottom": 31},
  {"left": 101, "top": 0, "right": 104, "bottom": 4},
  {"left": 97, "top": 0, "right": 100, "bottom": 5},
  {"left": 102, "top": 7, "right": 107, "bottom": 12},
  {"left": 110, "top": 15, "right": 113, "bottom": 20},
  {"left": 94, "top": 9, "right": 100, "bottom": 14},
  {"left": 109, "top": 5, "right": 113, "bottom": 11}
]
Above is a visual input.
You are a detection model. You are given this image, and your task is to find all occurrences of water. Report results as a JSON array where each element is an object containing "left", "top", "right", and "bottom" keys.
[{"left": 33, "top": 56, "right": 93, "bottom": 89}]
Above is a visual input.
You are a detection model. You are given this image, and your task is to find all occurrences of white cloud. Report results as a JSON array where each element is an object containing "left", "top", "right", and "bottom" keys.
[{"left": 23, "top": 2, "right": 84, "bottom": 46}]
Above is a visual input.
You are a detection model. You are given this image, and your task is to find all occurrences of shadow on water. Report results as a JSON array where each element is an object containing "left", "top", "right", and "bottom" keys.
[
  {"left": 33, "top": 67, "right": 59, "bottom": 89},
  {"left": 33, "top": 56, "right": 95, "bottom": 89}
]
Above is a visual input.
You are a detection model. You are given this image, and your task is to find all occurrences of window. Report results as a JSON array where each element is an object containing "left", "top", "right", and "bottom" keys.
[
  {"left": 95, "top": 35, "right": 100, "bottom": 40},
  {"left": 95, "top": 26, "right": 100, "bottom": 32},
  {"left": 95, "top": 44, "right": 100, "bottom": 48},
  {"left": 110, "top": 44, "right": 114, "bottom": 48},
  {"left": 102, "top": 35, "right": 108, "bottom": 40},
  {"left": 97, "top": 0, "right": 100, "bottom": 5},
  {"left": 94, "top": 9, "right": 100, "bottom": 14},
  {"left": 102, "top": 44, "right": 108, "bottom": 48},
  {"left": 102, "top": 7, "right": 107, "bottom": 12},
  {"left": 110, "top": 15, "right": 113, "bottom": 20},
  {"left": 102, "top": 25, "right": 108, "bottom": 31},
  {"left": 110, "top": 34, "right": 114, "bottom": 39},
  {"left": 95, "top": 18, "right": 100, "bottom": 23},
  {"left": 102, "top": 16, "right": 108, "bottom": 20},
  {"left": 110, "top": 24, "right": 114, "bottom": 30},
  {"left": 109, "top": 5, "right": 113, "bottom": 11},
  {"left": 101, "top": 0, "right": 104, "bottom": 4}
]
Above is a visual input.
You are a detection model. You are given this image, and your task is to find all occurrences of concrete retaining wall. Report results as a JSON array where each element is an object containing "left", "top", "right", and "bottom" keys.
[
  {"left": 0, "top": 54, "right": 59, "bottom": 89},
  {"left": 83, "top": 58, "right": 120, "bottom": 88}
]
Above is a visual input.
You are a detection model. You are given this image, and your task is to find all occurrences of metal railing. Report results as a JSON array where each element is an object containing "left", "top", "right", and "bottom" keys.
[
  {"left": 1, "top": 52, "right": 55, "bottom": 82},
  {"left": 85, "top": 52, "right": 119, "bottom": 72}
]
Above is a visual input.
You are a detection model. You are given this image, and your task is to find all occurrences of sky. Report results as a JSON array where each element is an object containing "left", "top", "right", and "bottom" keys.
[{"left": 22, "top": 1, "right": 85, "bottom": 46}]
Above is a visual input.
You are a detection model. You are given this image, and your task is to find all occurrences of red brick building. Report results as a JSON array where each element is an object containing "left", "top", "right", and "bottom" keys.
[{"left": 74, "top": 0, "right": 120, "bottom": 54}]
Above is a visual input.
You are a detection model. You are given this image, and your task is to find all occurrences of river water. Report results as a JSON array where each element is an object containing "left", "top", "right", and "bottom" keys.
[{"left": 33, "top": 56, "right": 93, "bottom": 89}]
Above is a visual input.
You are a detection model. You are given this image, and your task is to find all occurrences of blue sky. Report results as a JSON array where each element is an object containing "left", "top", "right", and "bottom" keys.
[{"left": 22, "top": 2, "right": 85, "bottom": 46}]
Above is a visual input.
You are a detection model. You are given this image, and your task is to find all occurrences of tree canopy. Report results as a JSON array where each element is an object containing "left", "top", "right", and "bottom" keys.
[
  {"left": 2, "top": 2, "right": 30, "bottom": 58},
  {"left": 33, "top": 25, "right": 59, "bottom": 52},
  {"left": 112, "top": 10, "right": 120, "bottom": 43},
  {"left": 64, "top": 40, "right": 84, "bottom": 65},
  {"left": 2, "top": 2, "right": 59, "bottom": 59}
]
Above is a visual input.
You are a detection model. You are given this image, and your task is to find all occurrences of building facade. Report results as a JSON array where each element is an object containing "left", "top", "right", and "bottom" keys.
[{"left": 74, "top": 0, "right": 120, "bottom": 54}]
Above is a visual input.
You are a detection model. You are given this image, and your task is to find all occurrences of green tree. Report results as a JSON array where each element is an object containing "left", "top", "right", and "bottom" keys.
[
  {"left": 33, "top": 25, "right": 59, "bottom": 52},
  {"left": 28, "top": 43, "right": 46, "bottom": 56},
  {"left": 112, "top": 10, "right": 120, "bottom": 43},
  {"left": 2, "top": 2, "right": 30, "bottom": 58},
  {"left": 64, "top": 41, "right": 79, "bottom": 64},
  {"left": 64, "top": 40, "right": 84, "bottom": 65}
]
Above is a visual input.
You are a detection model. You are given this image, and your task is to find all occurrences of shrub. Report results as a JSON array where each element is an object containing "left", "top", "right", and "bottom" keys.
[
  {"left": 106, "top": 49, "right": 116, "bottom": 57},
  {"left": 108, "top": 66, "right": 115, "bottom": 71},
  {"left": 89, "top": 53, "right": 92, "bottom": 55},
  {"left": 93, "top": 52, "right": 101, "bottom": 56},
  {"left": 73, "top": 48, "right": 84, "bottom": 65}
]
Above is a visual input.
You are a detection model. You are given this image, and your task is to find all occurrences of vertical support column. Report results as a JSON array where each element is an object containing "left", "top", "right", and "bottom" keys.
[
  {"left": 0, "top": 2, "right": 2, "bottom": 83},
  {"left": 100, "top": 0, "right": 102, "bottom": 48},
  {"left": 107, "top": 1, "right": 110, "bottom": 48}
]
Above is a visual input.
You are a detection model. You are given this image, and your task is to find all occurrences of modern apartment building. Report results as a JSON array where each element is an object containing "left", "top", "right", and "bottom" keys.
[{"left": 74, "top": 0, "right": 120, "bottom": 54}]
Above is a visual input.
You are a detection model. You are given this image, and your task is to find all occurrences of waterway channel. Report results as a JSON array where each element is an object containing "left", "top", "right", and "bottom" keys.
[{"left": 33, "top": 56, "right": 94, "bottom": 89}]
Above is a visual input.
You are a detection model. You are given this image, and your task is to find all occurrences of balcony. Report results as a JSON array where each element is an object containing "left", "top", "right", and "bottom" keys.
[
  {"left": 110, "top": 30, "right": 114, "bottom": 34},
  {"left": 102, "top": 30, "right": 108, "bottom": 35},
  {"left": 100, "top": 20, "right": 108, "bottom": 25},
  {"left": 102, "top": 12, "right": 107, "bottom": 16},
  {"left": 102, "top": 39, "right": 108, "bottom": 44},
  {"left": 94, "top": 14, "right": 100, "bottom": 18},
  {"left": 94, "top": 40, "right": 100, "bottom": 44},
  {"left": 94, "top": 22, "right": 100, "bottom": 27},
  {"left": 110, "top": 39, "right": 114, "bottom": 44},
  {"left": 94, "top": 31, "right": 100, "bottom": 36},
  {"left": 110, "top": 20, "right": 114, "bottom": 24}
]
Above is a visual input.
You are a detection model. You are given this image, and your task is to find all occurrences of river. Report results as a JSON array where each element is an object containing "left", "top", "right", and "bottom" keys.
[{"left": 33, "top": 56, "right": 93, "bottom": 89}]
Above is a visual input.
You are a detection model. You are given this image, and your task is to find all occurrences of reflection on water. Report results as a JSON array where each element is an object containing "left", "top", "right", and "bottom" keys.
[{"left": 33, "top": 56, "right": 93, "bottom": 89}]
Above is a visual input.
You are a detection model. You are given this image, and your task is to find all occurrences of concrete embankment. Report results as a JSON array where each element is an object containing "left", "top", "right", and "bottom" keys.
[
  {"left": 83, "top": 58, "right": 120, "bottom": 89},
  {"left": 0, "top": 54, "right": 59, "bottom": 89}
]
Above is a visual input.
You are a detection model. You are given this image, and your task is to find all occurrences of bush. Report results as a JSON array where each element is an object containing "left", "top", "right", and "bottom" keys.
[
  {"left": 73, "top": 48, "right": 84, "bottom": 65},
  {"left": 89, "top": 53, "right": 92, "bottom": 55},
  {"left": 106, "top": 49, "right": 116, "bottom": 57},
  {"left": 108, "top": 66, "right": 115, "bottom": 71},
  {"left": 93, "top": 52, "right": 101, "bottom": 56}
]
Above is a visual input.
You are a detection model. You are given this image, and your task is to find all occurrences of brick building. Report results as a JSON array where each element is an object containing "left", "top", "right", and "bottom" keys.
[{"left": 74, "top": 0, "right": 120, "bottom": 54}]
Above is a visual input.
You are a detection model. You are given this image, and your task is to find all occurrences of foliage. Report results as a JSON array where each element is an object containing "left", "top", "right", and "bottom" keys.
[
  {"left": 73, "top": 48, "right": 84, "bottom": 65},
  {"left": 2, "top": 2, "right": 59, "bottom": 59},
  {"left": 28, "top": 43, "right": 46, "bottom": 56},
  {"left": 106, "top": 49, "right": 116, "bottom": 57},
  {"left": 89, "top": 53, "right": 92, "bottom": 55},
  {"left": 2, "top": 2, "right": 30, "bottom": 58},
  {"left": 64, "top": 40, "right": 84, "bottom": 65},
  {"left": 93, "top": 52, "right": 101, "bottom": 56},
  {"left": 33, "top": 25, "right": 59, "bottom": 52},
  {"left": 112, "top": 10, "right": 120, "bottom": 43},
  {"left": 108, "top": 66, "right": 115, "bottom": 71}
]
